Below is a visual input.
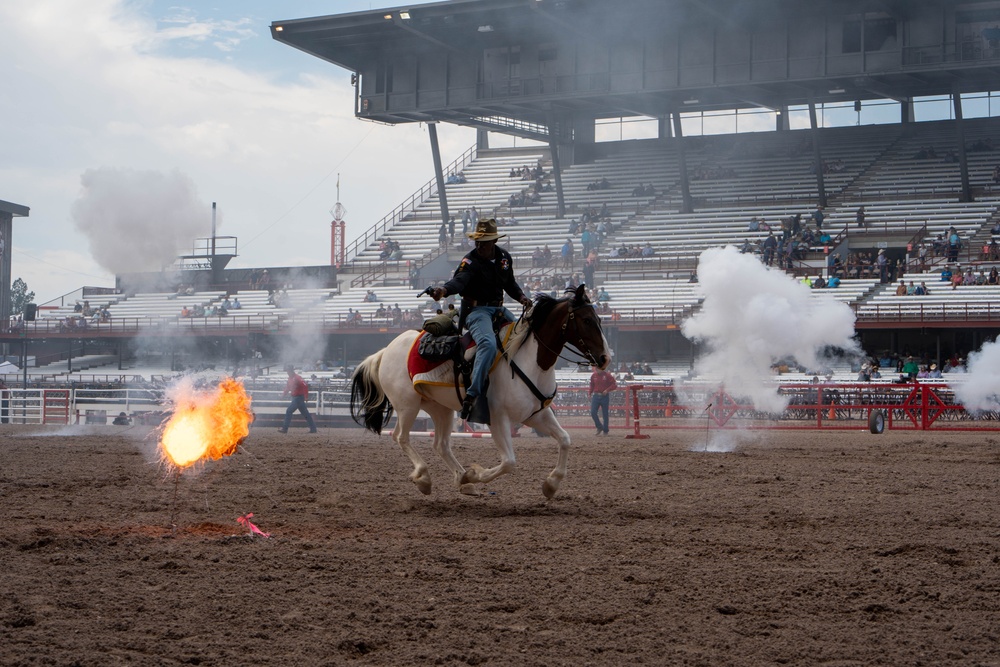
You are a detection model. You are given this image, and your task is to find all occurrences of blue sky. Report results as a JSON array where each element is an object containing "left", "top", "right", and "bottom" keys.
[{"left": 0, "top": 0, "right": 472, "bottom": 303}]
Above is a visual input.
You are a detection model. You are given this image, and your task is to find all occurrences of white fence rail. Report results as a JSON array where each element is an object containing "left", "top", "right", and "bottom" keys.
[{"left": 1, "top": 385, "right": 359, "bottom": 425}]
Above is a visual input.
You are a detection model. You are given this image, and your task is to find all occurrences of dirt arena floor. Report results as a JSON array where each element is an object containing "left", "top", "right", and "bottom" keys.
[{"left": 2, "top": 423, "right": 999, "bottom": 666}]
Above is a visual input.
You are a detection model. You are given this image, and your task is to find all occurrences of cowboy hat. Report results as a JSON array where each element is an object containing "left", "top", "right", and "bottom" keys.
[{"left": 468, "top": 218, "right": 506, "bottom": 242}]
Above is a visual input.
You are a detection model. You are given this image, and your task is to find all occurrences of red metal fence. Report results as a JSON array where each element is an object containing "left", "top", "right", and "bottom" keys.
[{"left": 548, "top": 382, "right": 1000, "bottom": 434}]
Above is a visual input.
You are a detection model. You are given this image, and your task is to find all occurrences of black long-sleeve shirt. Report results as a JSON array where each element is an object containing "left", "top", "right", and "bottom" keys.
[{"left": 442, "top": 246, "right": 525, "bottom": 306}]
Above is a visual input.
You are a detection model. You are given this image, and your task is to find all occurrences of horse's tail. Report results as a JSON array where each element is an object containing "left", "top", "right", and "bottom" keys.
[{"left": 350, "top": 349, "right": 394, "bottom": 434}]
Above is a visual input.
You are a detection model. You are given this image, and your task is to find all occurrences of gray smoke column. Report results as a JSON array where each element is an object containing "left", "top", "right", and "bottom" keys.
[
  {"left": 71, "top": 167, "right": 209, "bottom": 275},
  {"left": 681, "top": 246, "right": 860, "bottom": 413},
  {"left": 951, "top": 340, "right": 1000, "bottom": 411}
]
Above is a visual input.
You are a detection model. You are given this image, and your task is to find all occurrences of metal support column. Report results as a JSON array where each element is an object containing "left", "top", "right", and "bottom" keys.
[
  {"left": 953, "top": 93, "right": 974, "bottom": 203},
  {"left": 547, "top": 114, "right": 566, "bottom": 219},
  {"left": 672, "top": 112, "right": 693, "bottom": 214},
  {"left": 808, "top": 102, "right": 828, "bottom": 208},
  {"left": 427, "top": 122, "right": 451, "bottom": 227}
]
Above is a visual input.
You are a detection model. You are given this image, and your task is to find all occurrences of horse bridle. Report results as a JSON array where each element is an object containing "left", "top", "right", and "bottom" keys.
[{"left": 535, "top": 299, "right": 605, "bottom": 367}]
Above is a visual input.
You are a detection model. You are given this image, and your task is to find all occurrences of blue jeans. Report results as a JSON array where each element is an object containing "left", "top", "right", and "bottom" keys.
[
  {"left": 283, "top": 395, "right": 317, "bottom": 431},
  {"left": 465, "top": 306, "right": 514, "bottom": 399},
  {"left": 590, "top": 393, "right": 610, "bottom": 433}
]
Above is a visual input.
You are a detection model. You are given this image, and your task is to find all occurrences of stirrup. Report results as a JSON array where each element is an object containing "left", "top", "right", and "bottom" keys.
[{"left": 461, "top": 395, "right": 475, "bottom": 420}]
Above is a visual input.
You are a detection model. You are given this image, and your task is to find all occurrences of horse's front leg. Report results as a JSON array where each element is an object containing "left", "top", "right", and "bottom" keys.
[
  {"left": 524, "top": 407, "right": 571, "bottom": 499},
  {"left": 460, "top": 413, "right": 517, "bottom": 486}
]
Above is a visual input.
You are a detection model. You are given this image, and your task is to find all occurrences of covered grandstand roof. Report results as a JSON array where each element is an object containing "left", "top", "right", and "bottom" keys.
[{"left": 273, "top": 0, "right": 1000, "bottom": 129}]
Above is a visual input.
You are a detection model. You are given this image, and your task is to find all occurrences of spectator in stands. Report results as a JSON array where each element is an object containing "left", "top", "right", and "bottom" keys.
[
  {"left": 827, "top": 274, "right": 841, "bottom": 288},
  {"left": 940, "top": 265, "right": 952, "bottom": 282},
  {"left": 258, "top": 270, "right": 270, "bottom": 291},
  {"left": 365, "top": 289, "right": 379, "bottom": 303},
  {"left": 877, "top": 249, "right": 888, "bottom": 283},
  {"left": 928, "top": 363, "right": 942, "bottom": 379},
  {"left": 811, "top": 206, "right": 824, "bottom": 231},
  {"left": 812, "top": 276, "right": 826, "bottom": 289},
  {"left": 278, "top": 365, "right": 318, "bottom": 434},
  {"left": 532, "top": 247, "right": 545, "bottom": 268},
  {"left": 965, "top": 267, "right": 977, "bottom": 286},
  {"left": 748, "top": 216, "right": 760, "bottom": 232},
  {"left": 951, "top": 269, "right": 964, "bottom": 290},
  {"left": 232, "top": 297, "right": 241, "bottom": 309},
  {"left": 829, "top": 253, "right": 845, "bottom": 278},
  {"left": 948, "top": 227, "right": 961, "bottom": 263},
  {"left": 856, "top": 205, "right": 866, "bottom": 228},
  {"left": 914, "top": 282, "right": 927, "bottom": 295},
  {"left": 561, "top": 238, "right": 574, "bottom": 270},
  {"left": 597, "top": 287, "right": 610, "bottom": 302},
  {"left": 906, "top": 281, "right": 916, "bottom": 296},
  {"left": 112, "top": 412, "right": 131, "bottom": 426},
  {"left": 580, "top": 225, "right": 593, "bottom": 257},
  {"left": 641, "top": 242, "right": 655, "bottom": 258},
  {"left": 762, "top": 232, "right": 777, "bottom": 266},
  {"left": 180, "top": 306, "right": 191, "bottom": 318},
  {"left": 583, "top": 253, "right": 597, "bottom": 289},
  {"left": 438, "top": 222, "right": 449, "bottom": 248},
  {"left": 917, "top": 243, "right": 929, "bottom": 271},
  {"left": 902, "top": 356, "right": 919, "bottom": 379}
]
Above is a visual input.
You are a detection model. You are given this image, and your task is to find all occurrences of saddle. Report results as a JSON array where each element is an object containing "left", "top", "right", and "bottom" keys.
[{"left": 409, "top": 311, "right": 514, "bottom": 424}]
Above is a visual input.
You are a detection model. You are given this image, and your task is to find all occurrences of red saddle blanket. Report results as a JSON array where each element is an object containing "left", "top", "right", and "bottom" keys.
[{"left": 406, "top": 326, "right": 514, "bottom": 394}]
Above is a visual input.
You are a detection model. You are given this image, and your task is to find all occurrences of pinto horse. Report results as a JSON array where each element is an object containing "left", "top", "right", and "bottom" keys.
[{"left": 350, "top": 285, "right": 611, "bottom": 498}]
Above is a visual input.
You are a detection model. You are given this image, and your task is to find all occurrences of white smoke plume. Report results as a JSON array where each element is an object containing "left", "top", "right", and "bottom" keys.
[
  {"left": 951, "top": 339, "right": 1000, "bottom": 412},
  {"left": 681, "top": 246, "right": 860, "bottom": 413},
  {"left": 71, "top": 167, "right": 209, "bottom": 275}
]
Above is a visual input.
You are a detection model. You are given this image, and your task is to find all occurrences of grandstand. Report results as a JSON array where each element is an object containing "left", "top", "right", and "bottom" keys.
[{"left": 3, "top": 0, "right": 1000, "bottom": 409}]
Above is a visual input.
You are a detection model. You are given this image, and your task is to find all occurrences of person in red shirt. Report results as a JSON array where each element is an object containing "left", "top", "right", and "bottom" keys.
[
  {"left": 279, "top": 365, "right": 317, "bottom": 433},
  {"left": 589, "top": 367, "right": 617, "bottom": 436}
]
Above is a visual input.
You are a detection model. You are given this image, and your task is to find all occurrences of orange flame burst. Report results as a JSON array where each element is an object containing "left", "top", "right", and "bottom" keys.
[{"left": 159, "top": 378, "right": 254, "bottom": 469}]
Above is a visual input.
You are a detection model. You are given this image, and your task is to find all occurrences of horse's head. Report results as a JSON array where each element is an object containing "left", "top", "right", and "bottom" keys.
[{"left": 529, "top": 284, "right": 611, "bottom": 371}]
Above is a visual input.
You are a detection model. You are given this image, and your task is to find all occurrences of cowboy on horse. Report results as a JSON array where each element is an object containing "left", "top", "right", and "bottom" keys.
[{"left": 430, "top": 218, "right": 532, "bottom": 422}]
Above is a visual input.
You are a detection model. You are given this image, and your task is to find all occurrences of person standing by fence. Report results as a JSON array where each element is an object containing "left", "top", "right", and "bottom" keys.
[
  {"left": 279, "top": 365, "right": 317, "bottom": 433},
  {"left": 589, "top": 366, "right": 617, "bottom": 436}
]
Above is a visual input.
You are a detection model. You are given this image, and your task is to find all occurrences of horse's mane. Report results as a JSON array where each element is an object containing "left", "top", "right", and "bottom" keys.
[{"left": 527, "top": 294, "right": 560, "bottom": 334}]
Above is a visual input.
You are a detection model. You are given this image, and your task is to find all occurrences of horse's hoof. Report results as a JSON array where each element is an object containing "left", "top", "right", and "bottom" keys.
[
  {"left": 459, "top": 484, "right": 480, "bottom": 496},
  {"left": 460, "top": 463, "right": 485, "bottom": 485},
  {"left": 412, "top": 477, "right": 432, "bottom": 495},
  {"left": 542, "top": 479, "right": 558, "bottom": 499}
]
